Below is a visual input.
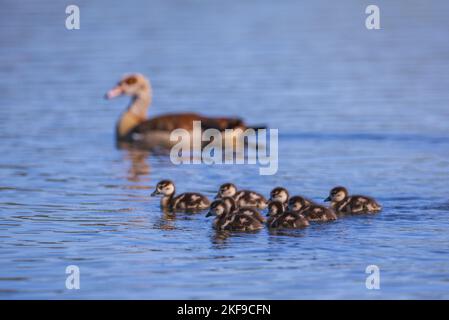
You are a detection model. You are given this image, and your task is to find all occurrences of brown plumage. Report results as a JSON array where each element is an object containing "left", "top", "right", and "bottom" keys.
[
  {"left": 301, "top": 205, "right": 337, "bottom": 221},
  {"left": 151, "top": 180, "right": 210, "bottom": 212},
  {"left": 134, "top": 113, "right": 245, "bottom": 132},
  {"left": 288, "top": 195, "right": 337, "bottom": 222},
  {"left": 219, "top": 196, "right": 265, "bottom": 223},
  {"left": 215, "top": 183, "right": 268, "bottom": 210},
  {"left": 206, "top": 198, "right": 264, "bottom": 231},
  {"left": 269, "top": 187, "right": 290, "bottom": 209},
  {"left": 266, "top": 201, "right": 309, "bottom": 229}
]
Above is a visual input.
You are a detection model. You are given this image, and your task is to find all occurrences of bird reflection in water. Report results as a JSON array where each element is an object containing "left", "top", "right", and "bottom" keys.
[
  {"left": 153, "top": 210, "right": 178, "bottom": 231},
  {"left": 210, "top": 228, "right": 263, "bottom": 247},
  {"left": 267, "top": 228, "right": 307, "bottom": 239},
  {"left": 121, "top": 147, "right": 151, "bottom": 182},
  {"left": 211, "top": 230, "right": 232, "bottom": 244}
]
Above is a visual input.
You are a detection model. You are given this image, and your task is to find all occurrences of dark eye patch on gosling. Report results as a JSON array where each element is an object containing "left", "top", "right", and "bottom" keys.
[
  {"left": 331, "top": 186, "right": 347, "bottom": 196},
  {"left": 270, "top": 188, "right": 282, "bottom": 196},
  {"left": 157, "top": 179, "right": 172, "bottom": 189},
  {"left": 271, "top": 187, "right": 287, "bottom": 196},
  {"left": 288, "top": 196, "right": 306, "bottom": 207},
  {"left": 220, "top": 183, "right": 234, "bottom": 191},
  {"left": 268, "top": 201, "right": 284, "bottom": 213},
  {"left": 210, "top": 200, "right": 223, "bottom": 210}
]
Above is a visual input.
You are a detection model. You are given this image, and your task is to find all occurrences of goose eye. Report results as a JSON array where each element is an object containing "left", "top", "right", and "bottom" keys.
[{"left": 124, "top": 77, "right": 137, "bottom": 85}]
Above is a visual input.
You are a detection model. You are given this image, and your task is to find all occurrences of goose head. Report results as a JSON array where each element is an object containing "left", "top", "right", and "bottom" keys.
[
  {"left": 206, "top": 199, "right": 230, "bottom": 217},
  {"left": 325, "top": 186, "right": 348, "bottom": 203},
  {"left": 267, "top": 200, "right": 285, "bottom": 217},
  {"left": 269, "top": 187, "right": 289, "bottom": 204},
  {"left": 105, "top": 73, "right": 151, "bottom": 100},
  {"left": 215, "top": 183, "right": 238, "bottom": 199},
  {"left": 288, "top": 195, "right": 308, "bottom": 213},
  {"left": 151, "top": 180, "right": 175, "bottom": 197}
]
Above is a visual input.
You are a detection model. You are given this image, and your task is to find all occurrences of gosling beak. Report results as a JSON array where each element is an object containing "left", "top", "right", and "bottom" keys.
[
  {"left": 214, "top": 194, "right": 220, "bottom": 199},
  {"left": 206, "top": 211, "right": 213, "bottom": 217},
  {"left": 105, "top": 85, "right": 123, "bottom": 99},
  {"left": 266, "top": 212, "right": 271, "bottom": 217},
  {"left": 324, "top": 196, "right": 331, "bottom": 202},
  {"left": 151, "top": 190, "right": 159, "bottom": 197}
]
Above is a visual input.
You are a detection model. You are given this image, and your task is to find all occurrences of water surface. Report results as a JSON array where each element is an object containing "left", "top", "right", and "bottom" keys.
[{"left": 1, "top": 0, "right": 449, "bottom": 299}]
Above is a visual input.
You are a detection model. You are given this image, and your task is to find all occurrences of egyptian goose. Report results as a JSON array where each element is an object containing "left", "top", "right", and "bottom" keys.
[
  {"left": 324, "top": 186, "right": 382, "bottom": 214},
  {"left": 215, "top": 183, "right": 268, "bottom": 209},
  {"left": 105, "top": 73, "right": 257, "bottom": 148},
  {"left": 151, "top": 180, "right": 210, "bottom": 212},
  {"left": 266, "top": 201, "right": 309, "bottom": 229},
  {"left": 269, "top": 187, "right": 290, "bottom": 209},
  {"left": 269, "top": 187, "right": 313, "bottom": 210},
  {"left": 288, "top": 195, "right": 337, "bottom": 222},
  {"left": 219, "top": 196, "right": 266, "bottom": 223},
  {"left": 206, "top": 198, "right": 264, "bottom": 232}
]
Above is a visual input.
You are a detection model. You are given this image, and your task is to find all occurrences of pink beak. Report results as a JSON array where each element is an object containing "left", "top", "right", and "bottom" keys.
[{"left": 105, "top": 86, "right": 123, "bottom": 99}]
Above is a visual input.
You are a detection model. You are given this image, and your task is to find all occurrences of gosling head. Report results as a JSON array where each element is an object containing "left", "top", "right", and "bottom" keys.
[
  {"left": 151, "top": 180, "right": 175, "bottom": 197},
  {"left": 269, "top": 187, "right": 289, "bottom": 204},
  {"left": 325, "top": 186, "right": 348, "bottom": 203},
  {"left": 267, "top": 200, "right": 285, "bottom": 217},
  {"left": 206, "top": 199, "right": 229, "bottom": 217},
  {"left": 105, "top": 73, "right": 151, "bottom": 99},
  {"left": 288, "top": 196, "right": 308, "bottom": 213},
  {"left": 215, "top": 183, "right": 237, "bottom": 199}
]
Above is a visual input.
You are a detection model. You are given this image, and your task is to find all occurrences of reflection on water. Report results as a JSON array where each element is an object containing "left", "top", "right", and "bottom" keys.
[
  {"left": 124, "top": 149, "right": 150, "bottom": 182},
  {"left": 153, "top": 211, "right": 178, "bottom": 231},
  {"left": 1, "top": 0, "right": 449, "bottom": 299}
]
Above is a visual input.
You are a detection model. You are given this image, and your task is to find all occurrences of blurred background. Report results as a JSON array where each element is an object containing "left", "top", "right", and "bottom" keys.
[{"left": 1, "top": 0, "right": 448, "bottom": 299}]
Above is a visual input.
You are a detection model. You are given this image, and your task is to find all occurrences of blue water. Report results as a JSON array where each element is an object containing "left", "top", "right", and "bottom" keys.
[{"left": 1, "top": 0, "right": 449, "bottom": 299}]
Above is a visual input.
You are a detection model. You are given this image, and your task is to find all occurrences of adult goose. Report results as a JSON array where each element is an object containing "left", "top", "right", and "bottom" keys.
[{"left": 105, "top": 73, "right": 260, "bottom": 149}]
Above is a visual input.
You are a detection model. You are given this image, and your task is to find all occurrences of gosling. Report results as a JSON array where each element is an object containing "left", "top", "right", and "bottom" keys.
[
  {"left": 288, "top": 195, "right": 337, "bottom": 222},
  {"left": 206, "top": 198, "right": 264, "bottom": 231},
  {"left": 324, "top": 186, "right": 382, "bottom": 214},
  {"left": 215, "top": 183, "right": 268, "bottom": 209},
  {"left": 266, "top": 200, "right": 309, "bottom": 229},
  {"left": 151, "top": 180, "right": 210, "bottom": 211}
]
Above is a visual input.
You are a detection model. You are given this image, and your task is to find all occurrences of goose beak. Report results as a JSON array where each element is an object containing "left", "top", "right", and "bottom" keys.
[
  {"left": 151, "top": 190, "right": 159, "bottom": 197},
  {"left": 324, "top": 196, "right": 331, "bottom": 202},
  {"left": 105, "top": 86, "right": 123, "bottom": 99},
  {"left": 206, "top": 211, "right": 213, "bottom": 217},
  {"left": 214, "top": 194, "right": 220, "bottom": 199}
]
